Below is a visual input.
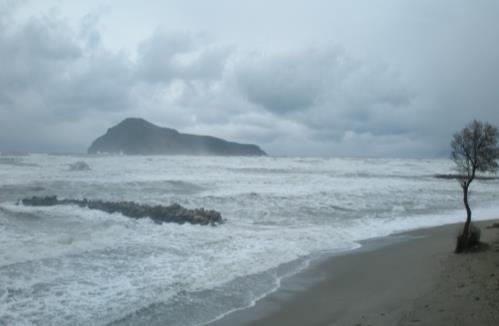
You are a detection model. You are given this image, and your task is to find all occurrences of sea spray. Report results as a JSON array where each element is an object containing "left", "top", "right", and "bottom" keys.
[{"left": 1, "top": 154, "right": 499, "bottom": 325}]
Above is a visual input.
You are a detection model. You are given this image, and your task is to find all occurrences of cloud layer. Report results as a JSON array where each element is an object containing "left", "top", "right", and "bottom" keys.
[{"left": 1, "top": 1, "right": 498, "bottom": 156}]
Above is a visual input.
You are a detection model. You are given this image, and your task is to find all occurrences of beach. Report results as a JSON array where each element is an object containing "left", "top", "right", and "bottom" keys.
[
  {"left": 208, "top": 220, "right": 499, "bottom": 326},
  {"left": 2, "top": 155, "right": 499, "bottom": 325}
]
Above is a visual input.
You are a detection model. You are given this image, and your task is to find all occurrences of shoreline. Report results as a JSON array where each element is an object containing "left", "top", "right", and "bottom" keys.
[{"left": 207, "top": 219, "right": 499, "bottom": 326}]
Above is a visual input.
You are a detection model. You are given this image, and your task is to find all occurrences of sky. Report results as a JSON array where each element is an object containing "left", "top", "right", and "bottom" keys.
[{"left": 0, "top": 0, "right": 498, "bottom": 157}]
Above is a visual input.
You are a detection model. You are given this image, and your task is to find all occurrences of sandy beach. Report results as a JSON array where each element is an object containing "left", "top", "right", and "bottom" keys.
[{"left": 208, "top": 220, "right": 499, "bottom": 326}]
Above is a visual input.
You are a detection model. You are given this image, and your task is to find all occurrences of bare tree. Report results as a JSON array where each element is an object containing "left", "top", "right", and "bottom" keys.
[{"left": 451, "top": 120, "right": 499, "bottom": 252}]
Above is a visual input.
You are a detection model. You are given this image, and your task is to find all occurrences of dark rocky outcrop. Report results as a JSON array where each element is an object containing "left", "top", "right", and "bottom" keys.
[
  {"left": 20, "top": 196, "right": 223, "bottom": 226},
  {"left": 88, "top": 118, "right": 267, "bottom": 156},
  {"left": 433, "top": 174, "right": 498, "bottom": 180},
  {"left": 68, "top": 161, "right": 91, "bottom": 171}
]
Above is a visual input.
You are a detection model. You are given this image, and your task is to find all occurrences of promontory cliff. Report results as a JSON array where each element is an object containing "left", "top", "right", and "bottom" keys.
[{"left": 88, "top": 118, "right": 267, "bottom": 156}]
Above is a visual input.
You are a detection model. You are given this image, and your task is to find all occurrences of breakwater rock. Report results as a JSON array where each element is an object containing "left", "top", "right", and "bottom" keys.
[
  {"left": 68, "top": 161, "right": 91, "bottom": 171},
  {"left": 433, "top": 174, "right": 498, "bottom": 180},
  {"left": 20, "top": 196, "right": 223, "bottom": 226}
]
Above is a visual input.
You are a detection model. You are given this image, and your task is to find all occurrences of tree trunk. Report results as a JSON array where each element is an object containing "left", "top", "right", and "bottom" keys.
[{"left": 462, "top": 184, "right": 472, "bottom": 239}]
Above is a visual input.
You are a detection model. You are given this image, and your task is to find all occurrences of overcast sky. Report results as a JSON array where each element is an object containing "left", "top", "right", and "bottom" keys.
[{"left": 1, "top": 0, "right": 498, "bottom": 157}]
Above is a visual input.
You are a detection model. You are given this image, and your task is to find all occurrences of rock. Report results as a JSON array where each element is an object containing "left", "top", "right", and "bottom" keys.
[
  {"left": 19, "top": 196, "right": 223, "bottom": 226},
  {"left": 434, "top": 174, "right": 498, "bottom": 180},
  {"left": 88, "top": 117, "right": 267, "bottom": 156},
  {"left": 68, "top": 161, "right": 91, "bottom": 171},
  {"left": 21, "top": 196, "right": 58, "bottom": 206}
]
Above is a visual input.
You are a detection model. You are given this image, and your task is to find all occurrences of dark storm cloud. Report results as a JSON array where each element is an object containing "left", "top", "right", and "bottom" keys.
[
  {"left": 1, "top": 0, "right": 499, "bottom": 156},
  {"left": 0, "top": 12, "right": 129, "bottom": 117},
  {"left": 136, "top": 31, "right": 230, "bottom": 84},
  {"left": 0, "top": 9, "right": 231, "bottom": 151},
  {"left": 50, "top": 52, "right": 134, "bottom": 118},
  {"left": 235, "top": 48, "right": 414, "bottom": 139},
  {"left": 0, "top": 9, "right": 135, "bottom": 151},
  {"left": 235, "top": 49, "right": 330, "bottom": 113},
  {"left": 0, "top": 16, "right": 80, "bottom": 103}
]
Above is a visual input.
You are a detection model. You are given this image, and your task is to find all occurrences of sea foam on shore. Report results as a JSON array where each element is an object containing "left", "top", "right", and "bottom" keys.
[{"left": 1, "top": 154, "right": 499, "bottom": 325}]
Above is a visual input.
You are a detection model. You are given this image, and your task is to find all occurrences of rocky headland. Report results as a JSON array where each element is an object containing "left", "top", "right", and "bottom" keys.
[{"left": 88, "top": 118, "right": 266, "bottom": 156}]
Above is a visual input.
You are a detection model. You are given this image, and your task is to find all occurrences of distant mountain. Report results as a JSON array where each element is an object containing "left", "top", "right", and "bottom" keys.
[{"left": 88, "top": 118, "right": 267, "bottom": 156}]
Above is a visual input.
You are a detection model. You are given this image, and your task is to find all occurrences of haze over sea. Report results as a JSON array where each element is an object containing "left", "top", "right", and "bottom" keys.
[{"left": 1, "top": 153, "right": 499, "bottom": 325}]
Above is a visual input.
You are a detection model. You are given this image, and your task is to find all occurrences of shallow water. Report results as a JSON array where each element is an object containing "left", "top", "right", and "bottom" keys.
[{"left": 1, "top": 154, "right": 498, "bottom": 325}]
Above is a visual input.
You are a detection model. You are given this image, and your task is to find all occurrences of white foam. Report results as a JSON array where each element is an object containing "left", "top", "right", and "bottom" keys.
[{"left": 1, "top": 155, "right": 499, "bottom": 325}]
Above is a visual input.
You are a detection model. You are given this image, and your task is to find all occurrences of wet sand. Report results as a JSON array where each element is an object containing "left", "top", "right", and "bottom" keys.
[{"left": 208, "top": 220, "right": 499, "bottom": 326}]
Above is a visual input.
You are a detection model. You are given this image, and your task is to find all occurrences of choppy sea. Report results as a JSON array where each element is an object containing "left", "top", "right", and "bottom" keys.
[{"left": 1, "top": 154, "right": 498, "bottom": 325}]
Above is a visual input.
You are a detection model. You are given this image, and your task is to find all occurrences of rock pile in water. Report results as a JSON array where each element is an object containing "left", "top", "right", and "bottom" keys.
[
  {"left": 68, "top": 161, "right": 91, "bottom": 171},
  {"left": 433, "top": 174, "right": 498, "bottom": 180},
  {"left": 20, "top": 196, "right": 223, "bottom": 226}
]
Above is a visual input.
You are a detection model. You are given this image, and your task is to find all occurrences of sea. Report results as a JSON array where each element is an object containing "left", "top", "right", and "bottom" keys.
[{"left": 1, "top": 153, "right": 498, "bottom": 326}]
